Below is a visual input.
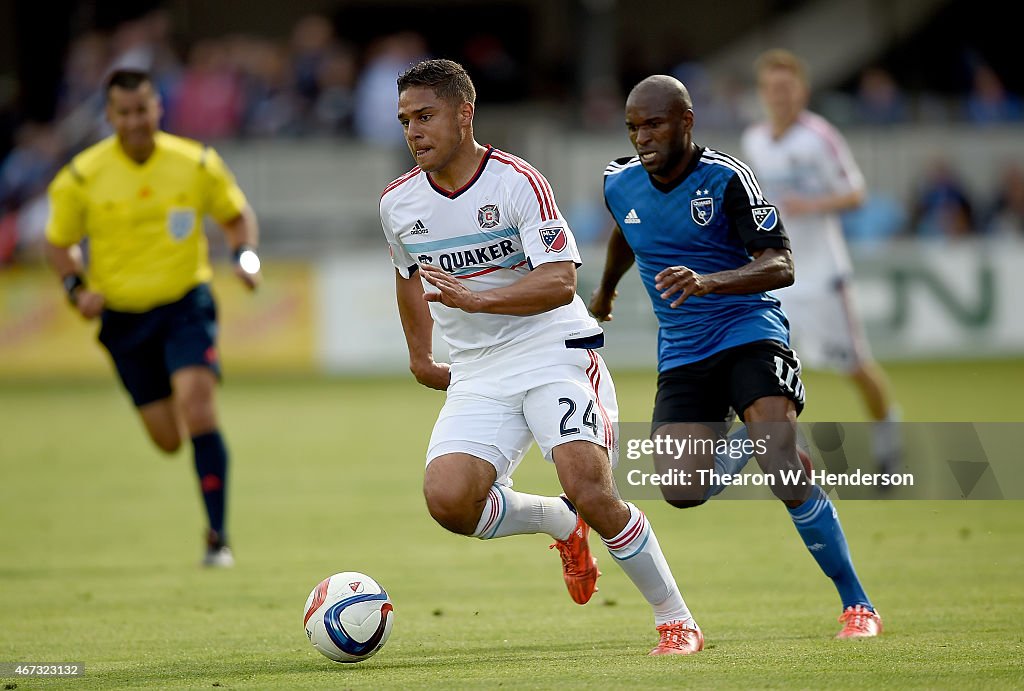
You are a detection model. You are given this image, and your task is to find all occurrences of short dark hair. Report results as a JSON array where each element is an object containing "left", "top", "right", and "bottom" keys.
[
  {"left": 397, "top": 59, "right": 476, "bottom": 106},
  {"left": 105, "top": 69, "right": 153, "bottom": 96}
]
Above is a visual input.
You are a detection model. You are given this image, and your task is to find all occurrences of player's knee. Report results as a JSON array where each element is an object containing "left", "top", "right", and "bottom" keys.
[
  {"left": 423, "top": 489, "right": 477, "bottom": 536},
  {"left": 151, "top": 433, "right": 182, "bottom": 454},
  {"left": 664, "top": 498, "right": 707, "bottom": 510},
  {"left": 179, "top": 401, "right": 217, "bottom": 435},
  {"left": 561, "top": 484, "right": 611, "bottom": 523}
]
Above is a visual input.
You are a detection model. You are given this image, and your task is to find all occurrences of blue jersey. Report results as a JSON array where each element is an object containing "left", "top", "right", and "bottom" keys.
[{"left": 603, "top": 146, "right": 792, "bottom": 371}]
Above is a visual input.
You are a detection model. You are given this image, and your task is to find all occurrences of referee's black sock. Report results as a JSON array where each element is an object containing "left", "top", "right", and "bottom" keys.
[{"left": 192, "top": 430, "right": 228, "bottom": 543}]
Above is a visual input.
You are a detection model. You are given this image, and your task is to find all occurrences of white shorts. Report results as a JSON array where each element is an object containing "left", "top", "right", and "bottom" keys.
[
  {"left": 782, "top": 278, "right": 873, "bottom": 373},
  {"left": 426, "top": 336, "right": 619, "bottom": 486}
]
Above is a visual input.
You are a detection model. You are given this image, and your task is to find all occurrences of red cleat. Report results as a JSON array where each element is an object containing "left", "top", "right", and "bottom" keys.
[
  {"left": 549, "top": 515, "right": 600, "bottom": 605},
  {"left": 649, "top": 620, "right": 704, "bottom": 656},
  {"left": 836, "top": 605, "right": 883, "bottom": 639}
]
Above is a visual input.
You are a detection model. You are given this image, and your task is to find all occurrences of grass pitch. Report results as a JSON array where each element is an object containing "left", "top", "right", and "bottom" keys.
[{"left": 1, "top": 361, "right": 1023, "bottom": 689}]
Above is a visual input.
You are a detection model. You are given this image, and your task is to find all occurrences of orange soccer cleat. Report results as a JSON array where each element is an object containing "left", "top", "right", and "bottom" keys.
[
  {"left": 549, "top": 515, "right": 600, "bottom": 605},
  {"left": 649, "top": 620, "right": 704, "bottom": 656},
  {"left": 836, "top": 605, "right": 883, "bottom": 639}
]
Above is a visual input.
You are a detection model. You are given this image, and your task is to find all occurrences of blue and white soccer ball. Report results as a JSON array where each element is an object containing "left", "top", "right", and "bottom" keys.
[{"left": 303, "top": 571, "right": 394, "bottom": 663}]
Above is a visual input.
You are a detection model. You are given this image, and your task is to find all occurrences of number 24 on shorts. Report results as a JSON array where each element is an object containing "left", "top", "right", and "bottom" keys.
[{"left": 558, "top": 397, "right": 599, "bottom": 437}]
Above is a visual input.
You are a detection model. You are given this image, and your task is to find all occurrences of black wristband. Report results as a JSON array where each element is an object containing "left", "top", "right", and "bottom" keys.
[{"left": 62, "top": 273, "right": 85, "bottom": 305}]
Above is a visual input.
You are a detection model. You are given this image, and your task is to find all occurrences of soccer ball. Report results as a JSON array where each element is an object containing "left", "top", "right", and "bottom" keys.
[{"left": 302, "top": 572, "right": 394, "bottom": 663}]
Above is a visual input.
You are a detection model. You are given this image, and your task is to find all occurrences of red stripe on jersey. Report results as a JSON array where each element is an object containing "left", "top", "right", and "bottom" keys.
[
  {"left": 503, "top": 151, "right": 558, "bottom": 218},
  {"left": 459, "top": 259, "right": 528, "bottom": 279},
  {"left": 490, "top": 151, "right": 554, "bottom": 221},
  {"left": 492, "top": 150, "right": 556, "bottom": 220},
  {"left": 798, "top": 112, "right": 854, "bottom": 183},
  {"left": 381, "top": 166, "right": 422, "bottom": 199}
]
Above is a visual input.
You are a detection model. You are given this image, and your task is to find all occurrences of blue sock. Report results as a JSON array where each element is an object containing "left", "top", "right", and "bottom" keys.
[
  {"left": 192, "top": 431, "right": 228, "bottom": 539},
  {"left": 704, "top": 426, "right": 754, "bottom": 499},
  {"left": 788, "top": 485, "right": 872, "bottom": 611}
]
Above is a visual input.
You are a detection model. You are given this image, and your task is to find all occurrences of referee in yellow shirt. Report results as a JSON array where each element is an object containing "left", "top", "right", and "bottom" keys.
[{"left": 44, "top": 69, "right": 261, "bottom": 568}]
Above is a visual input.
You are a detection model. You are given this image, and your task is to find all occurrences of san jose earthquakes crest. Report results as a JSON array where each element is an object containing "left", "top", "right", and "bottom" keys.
[
  {"left": 478, "top": 204, "right": 500, "bottom": 228},
  {"left": 539, "top": 226, "right": 567, "bottom": 252},
  {"left": 691, "top": 197, "right": 714, "bottom": 226}
]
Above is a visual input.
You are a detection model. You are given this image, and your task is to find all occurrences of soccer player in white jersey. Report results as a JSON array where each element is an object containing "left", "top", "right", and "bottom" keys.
[
  {"left": 741, "top": 49, "right": 901, "bottom": 473},
  {"left": 379, "top": 59, "right": 702, "bottom": 655}
]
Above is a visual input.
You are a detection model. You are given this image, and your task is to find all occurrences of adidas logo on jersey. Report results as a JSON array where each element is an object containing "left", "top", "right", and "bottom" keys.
[
  {"left": 624, "top": 208, "right": 641, "bottom": 224},
  {"left": 410, "top": 219, "right": 429, "bottom": 235}
]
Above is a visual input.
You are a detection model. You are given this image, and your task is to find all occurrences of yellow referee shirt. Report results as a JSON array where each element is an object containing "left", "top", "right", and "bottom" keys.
[{"left": 46, "top": 131, "right": 248, "bottom": 312}]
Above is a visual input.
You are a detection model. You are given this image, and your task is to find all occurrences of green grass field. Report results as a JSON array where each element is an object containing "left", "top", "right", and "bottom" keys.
[{"left": 2, "top": 361, "right": 1023, "bottom": 689}]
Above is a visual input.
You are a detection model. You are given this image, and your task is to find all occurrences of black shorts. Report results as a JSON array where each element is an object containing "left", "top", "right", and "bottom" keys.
[
  {"left": 653, "top": 340, "right": 805, "bottom": 428},
  {"left": 98, "top": 284, "right": 220, "bottom": 407}
]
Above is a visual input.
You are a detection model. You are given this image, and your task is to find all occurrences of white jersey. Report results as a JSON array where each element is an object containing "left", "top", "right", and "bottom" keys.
[
  {"left": 740, "top": 111, "right": 865, "bottom": 295},
  {"left": 379, "top": 146, "right": 602, "bottom": 362}
]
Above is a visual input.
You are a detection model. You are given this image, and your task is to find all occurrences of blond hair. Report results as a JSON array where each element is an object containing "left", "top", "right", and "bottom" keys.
[{"left": 754, "top": 49, "right": 809, "bottom": 84}]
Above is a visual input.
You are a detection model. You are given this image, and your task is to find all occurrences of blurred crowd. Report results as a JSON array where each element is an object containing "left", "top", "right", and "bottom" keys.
[
  {"left": 1, "top": 9, "right": 1023, "bottom": 265},
  {"left": 839, "top": 158, "right": 1024, "bottom": 250}
]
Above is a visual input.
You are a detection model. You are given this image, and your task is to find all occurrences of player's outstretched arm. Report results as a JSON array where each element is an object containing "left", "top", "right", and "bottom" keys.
[
  {"left": 589, "top": 225, "right": 635, "bottom": 322},
  {"left": 419, "top": 261, "right": 576, "bottom": 317},
  {"left": 221, "top": 205, "right": 261, "bottom": 291},
  {"left": 396, "top": 268, "right": 450, "bottom": 390},
  {"left": 783, "top": 188, "right": 865, "bottom": 217}
]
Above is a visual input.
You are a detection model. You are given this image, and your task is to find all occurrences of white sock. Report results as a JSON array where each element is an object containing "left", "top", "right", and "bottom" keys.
[
  {"left": 472, "top": 484, "right": 576, "bottom": 540},
  {"left": 872, "top": 406, "right": 902, "bottom": 466},
  {"left": 602, "top": 502, "right": 692, "bottom": 625}
]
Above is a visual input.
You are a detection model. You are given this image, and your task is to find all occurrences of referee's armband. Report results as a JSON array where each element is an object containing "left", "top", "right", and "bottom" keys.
[{"left": 62, "top": 273, "right": 85, "bottom": 305}]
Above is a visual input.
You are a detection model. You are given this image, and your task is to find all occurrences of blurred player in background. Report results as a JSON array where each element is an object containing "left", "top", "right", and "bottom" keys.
[
  {"left": 591, "top": 74, "right": 881, "bottom": 638},
  {"left": 44, "top": 69, "right": 262, "bottom": 568},
  {"left": 741, "top": 49, "right": 901, "bottom": 473},
  {"left": 380, "top": 59, "right": 703, "bottom": 655}
]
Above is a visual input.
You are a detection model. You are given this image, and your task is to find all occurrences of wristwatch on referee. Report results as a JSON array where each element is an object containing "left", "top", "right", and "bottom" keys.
[
  {"left": 62, "top": 273, "right": 86, "bottom": 306},
  {"left": 233, "top": 244, "right": 261, "bottom": 275}
]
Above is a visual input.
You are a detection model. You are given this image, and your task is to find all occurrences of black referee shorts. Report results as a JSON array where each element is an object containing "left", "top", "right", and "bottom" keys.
[{"left": 98, "top": 284, "right": 220, "bottom": 407}]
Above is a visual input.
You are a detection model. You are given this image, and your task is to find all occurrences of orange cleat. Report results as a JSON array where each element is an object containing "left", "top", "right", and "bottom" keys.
[
  {"left": 836, "top": 605, "right": 883, "bottom": 639},
  {"left": 549, "top": 515, "right": 600, "bottom": 605},
  {"left": 649, "top": 620, "right": 704, "bottom": 656}
]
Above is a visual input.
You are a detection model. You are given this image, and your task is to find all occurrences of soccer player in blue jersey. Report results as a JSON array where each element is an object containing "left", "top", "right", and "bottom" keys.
[{"left": 590, "top": 74, "right": 881, "bottom": 639}]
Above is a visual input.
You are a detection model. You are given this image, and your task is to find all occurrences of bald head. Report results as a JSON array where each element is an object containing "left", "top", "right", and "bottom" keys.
[
  {"left": 627, "top": 75, "right": 693, "bottom": 113},
  {"left": 624, "top": 74, "right": 696, "bottom": 183}
]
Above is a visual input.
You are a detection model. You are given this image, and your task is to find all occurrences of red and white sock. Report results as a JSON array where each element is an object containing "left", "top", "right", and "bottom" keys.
[
  {"left": 603, "top": 502, "right": 693, "bottom": 625},
  {"left": 472, "top": 484, "right": 576, "bottom": 541}
]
